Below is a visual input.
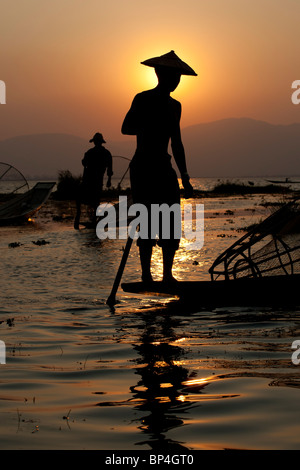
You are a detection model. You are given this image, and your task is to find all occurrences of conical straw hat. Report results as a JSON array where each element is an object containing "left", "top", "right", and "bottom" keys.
[{"left": 141, "top": 50, "right": 197, "bottom": 76}]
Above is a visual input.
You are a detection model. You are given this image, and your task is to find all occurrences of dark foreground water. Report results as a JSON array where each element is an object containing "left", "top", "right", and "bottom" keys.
[{"left": 1, "top": 193, "right": 300, "bottom": 450}]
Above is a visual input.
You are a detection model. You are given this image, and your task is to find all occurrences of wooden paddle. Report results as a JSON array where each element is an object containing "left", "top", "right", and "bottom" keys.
[
  {"left": 106, "top": 198, "right": 136, "bottom": 307},
  {"left": 106, "top": 235, "right": 134, "bottom": 306}
]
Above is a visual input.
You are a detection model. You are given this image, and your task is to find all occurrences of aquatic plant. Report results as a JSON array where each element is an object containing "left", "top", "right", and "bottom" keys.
[
  {"left": 211, "top": 180, "right": 291, "bottom": 194},
  {"left": 52, "top": 170, "right": 82, "bottom": 200}
]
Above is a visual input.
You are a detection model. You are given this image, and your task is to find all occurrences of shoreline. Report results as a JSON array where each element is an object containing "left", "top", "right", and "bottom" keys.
[{"left": 51, "top": 183, "right": 297, "bottom": 202}]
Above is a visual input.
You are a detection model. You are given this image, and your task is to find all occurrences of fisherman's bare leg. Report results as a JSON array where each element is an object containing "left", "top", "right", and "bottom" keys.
[
  {"left": 139, "top": 240, "right": 153, "bottom": 283},
  {"left": 162, "top": 244, "right": 178, "bottom": 283}
]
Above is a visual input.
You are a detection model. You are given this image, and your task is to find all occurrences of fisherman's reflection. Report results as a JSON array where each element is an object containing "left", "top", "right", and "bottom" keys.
[{"left": 129, "top": 309, "right": 205, "bottom": 451}]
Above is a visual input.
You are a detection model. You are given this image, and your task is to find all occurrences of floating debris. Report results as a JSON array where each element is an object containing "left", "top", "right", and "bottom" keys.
[
  {"left": 32, "top": 239, "right": 50, "bottom": 246},
  {"left": 8, "top": 242, "right": 22, "bottom": 248},
  {"left": 62, "top": 409, "right": 71, "bottom": 420},
  {"left": 217, "top": 234, "right": 236, "bottom": 238}
]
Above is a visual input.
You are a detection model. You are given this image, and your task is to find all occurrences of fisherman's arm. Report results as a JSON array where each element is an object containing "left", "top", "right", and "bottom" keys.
[
  {"left": 171, "top": 104, "right": 193, "bottom": 198},
  {"left": 82, "top": 151, "right": 88, "bottom": 167},
  {"left": 121, "top": 94, "right": 140, "bottom": 135}
]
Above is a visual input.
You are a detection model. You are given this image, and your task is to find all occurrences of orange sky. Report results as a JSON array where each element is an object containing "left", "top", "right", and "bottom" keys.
[{"left": 1, "top": 0, "right": 300, "bottom": 142}]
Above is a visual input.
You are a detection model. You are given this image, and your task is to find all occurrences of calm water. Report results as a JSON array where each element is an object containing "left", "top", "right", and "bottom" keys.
[{"left": 1, "top": 180, "right": 300, "bottom": 450}]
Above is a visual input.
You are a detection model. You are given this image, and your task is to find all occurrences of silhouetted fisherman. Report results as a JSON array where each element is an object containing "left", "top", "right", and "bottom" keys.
[
  {"left": 74, "top": 132, "right": 113, "bottom": 229},
  {"left": 122, "top": 51, "right": 196, "bottom": 283}
]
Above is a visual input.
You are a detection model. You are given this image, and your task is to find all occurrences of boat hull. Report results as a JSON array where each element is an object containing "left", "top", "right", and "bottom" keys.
[
  {"left": 121, "top": 274, "right": 300, "bottom": 307},
  {"left": 265, "top": 179, "right": 300, "bottom": 184},
  {"left": 0, "top": 182, "right": 55, "bottom": 225}
]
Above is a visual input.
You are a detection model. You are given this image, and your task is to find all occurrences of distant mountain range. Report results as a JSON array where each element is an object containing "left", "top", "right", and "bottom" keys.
[
  {"left": 182, "top": 118, "right": 300, "bottom": 177},
  {"left": 0, "top": 133, "right": 136, "bottom": 180},
  {"left": 0, "top": 118, "right": 300, "bottom": 179}
]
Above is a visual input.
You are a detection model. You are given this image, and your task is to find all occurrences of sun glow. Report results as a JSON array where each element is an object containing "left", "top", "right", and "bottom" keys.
[
  {"left": 135, "top": 66, "right": 198, "bottom": 102},
  {"left": 137, "top": 67, "right": 158, "bottom": 91},
  {"left": 125, "top": 44, "right": 200, "bottom": 102}
]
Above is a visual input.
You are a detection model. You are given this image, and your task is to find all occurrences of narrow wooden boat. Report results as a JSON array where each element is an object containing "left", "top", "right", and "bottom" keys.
[
  {"left": 265, "top": 178, "right": 300, "bottom": 184},
  {"left": 0, "top": 182, "right": 56, "bottom": 224},
  {"left": 121, "top": 274, "right": 300, "bottom": 307}
]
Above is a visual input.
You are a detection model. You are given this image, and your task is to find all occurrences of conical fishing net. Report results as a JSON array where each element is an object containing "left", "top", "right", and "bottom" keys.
[
  {"left": 0, "top": 162, "right": 29, "bottom": 197},
  {"left": 209, "top": 198, "right": 300, "bottom": 280}
]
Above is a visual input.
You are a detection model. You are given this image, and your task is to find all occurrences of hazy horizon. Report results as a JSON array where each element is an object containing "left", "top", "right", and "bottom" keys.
[{"left": 1, "top": 117, "right": 300, "bottom": 180}]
